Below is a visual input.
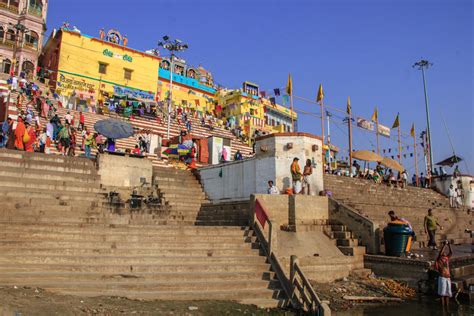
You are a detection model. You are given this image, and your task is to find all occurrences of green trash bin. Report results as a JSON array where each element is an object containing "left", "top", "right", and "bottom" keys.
[{"left": 384, "top": 221, "right": 413, "bottom": 257}]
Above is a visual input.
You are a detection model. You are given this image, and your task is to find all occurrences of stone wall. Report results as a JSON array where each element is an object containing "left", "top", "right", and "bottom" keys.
[
  {"left": 328, "top": 198, "right": 380, "bottom": 254},
  {"left": 98, "top": 153, "right": 153, "bottom": 188},
  {"left": 250, "top": 194, "right": 329, "bottom": 229}
]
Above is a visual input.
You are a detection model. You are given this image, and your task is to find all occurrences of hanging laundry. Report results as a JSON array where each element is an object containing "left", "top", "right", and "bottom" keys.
[
  {"left": 260, "top": 91, "right": 266, "bottom": 98},
  {"left": 269, "top": 97, "right": 276, "bottom": 105},
  {"left": 274, "top": 88, "right": 280, "bottom": 96}
]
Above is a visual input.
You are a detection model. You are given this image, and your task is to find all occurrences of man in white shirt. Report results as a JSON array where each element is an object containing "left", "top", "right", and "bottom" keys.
[
  {"left": 448, "top": 184, "right": 455, "bottom": 208},
  {"left": 267, "top": 180, "right": 279, "bottom": 195},
  {"left": 64, "top": 111, "right": 73, "bottom": 125}
]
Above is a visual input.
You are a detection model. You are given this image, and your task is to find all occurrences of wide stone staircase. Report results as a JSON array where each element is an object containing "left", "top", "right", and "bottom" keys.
[
  {"left": 8, "top": 82, "right": 254, "bottom": 168},
  {"left": 324, "top": 174, "right": 473, "bottom": 249},
  {"left": 0, "top": 150, "right": 286, "bottom": 308}
]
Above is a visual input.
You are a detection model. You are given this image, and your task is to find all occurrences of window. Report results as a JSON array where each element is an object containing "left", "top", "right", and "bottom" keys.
[
  {"left": 124, "top": 68, "right": 132, "bottom": 80},
  {"left": 98, "top": 62, "right": 107, "bottom": 74},
  {"left": 24, "top": 32, "right": 39, "bottom": 48}
]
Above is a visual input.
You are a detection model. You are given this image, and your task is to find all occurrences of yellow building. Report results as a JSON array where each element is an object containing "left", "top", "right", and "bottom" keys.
[
  {"left": 218, "top": 81, "right": 297, "bottom": 138},
  {"left": 41, "top": 28, "right": 160, "bottom": 111},
  {"left": 156, "top": 59, "right": 216, "bottom": 115}
]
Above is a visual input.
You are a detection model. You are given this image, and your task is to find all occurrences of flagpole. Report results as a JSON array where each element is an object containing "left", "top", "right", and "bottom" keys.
[
  {"left": 290, "top": 93, "right": 294, "bottom": 132},
  {"left": 398, "top": 125, "right": 401, "bottom": 163},
  {"left": 348, "top": 105, "right": 353, "bottom": 166},
  {"left": 320, "top": 100, "right": 325, "bottom": 144},
  {"left": 413, "top": 124, "right": 419, "bottom": 186},
  {"left": 376, "top": 117, "right": 380, "bottom": 155}
]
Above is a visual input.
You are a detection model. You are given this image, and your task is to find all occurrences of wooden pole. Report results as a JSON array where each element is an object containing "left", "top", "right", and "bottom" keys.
[
  {"left": 290, "top": 92, "right": 294, "bottom": 132},
  {"left": 348, "top": 107, "right": 353, "bottom": 166},
  {"left": 320, "top": 100, "right": 325, "bottom": 144},
  {"left": 398, "top": 125, "right": 402, "bottom": 163},
  {"left": 376, "top": 118, "right": 380, "bottom": 155},
  {"left": 413, "top": 126, "right": 419, "bottom": 186}
]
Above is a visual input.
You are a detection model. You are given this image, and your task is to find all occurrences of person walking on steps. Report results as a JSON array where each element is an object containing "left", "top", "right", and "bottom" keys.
[{"left": 424, "top": 209, "right": 443, "bottom": 250}]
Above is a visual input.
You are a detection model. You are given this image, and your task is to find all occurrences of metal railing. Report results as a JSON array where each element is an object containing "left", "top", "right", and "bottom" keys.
[{"left": 252, "top": 198, "right": 330, "bottom": 315}]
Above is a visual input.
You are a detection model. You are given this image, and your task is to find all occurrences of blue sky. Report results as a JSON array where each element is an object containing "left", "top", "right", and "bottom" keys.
[{"left": 47, "top": 0, "right": 473, "bottom": 174}]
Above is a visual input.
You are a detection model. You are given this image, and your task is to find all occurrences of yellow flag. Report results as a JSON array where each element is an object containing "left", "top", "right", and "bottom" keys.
[
  {"left": 286, "top": 74, "right": 292, "bottom": 95},
  {"left": 346, "top": 96, "right": 351, "bottom": 114},
  {"left": 410, "top": 123, "right": 415, "bottom": 137},
  {"left": 392, "top": 113, "right": 400, "bottom": 128},
  {"left": 371, "top": 107, "right": 378, "bottom": 122},
  {"left": 316, "top": 84, "right": 324, "bottom": 103}
]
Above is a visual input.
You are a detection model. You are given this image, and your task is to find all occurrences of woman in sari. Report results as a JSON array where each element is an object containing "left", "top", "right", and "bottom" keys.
[
  {"left": 41, "top": 97, "right": 49, "bottom": 118},
  {"left": 24, "top": 123, "right": 37, "bottom": 152},
  {"left": 14, "top": 117, "right": 26, "bottom": 150}
]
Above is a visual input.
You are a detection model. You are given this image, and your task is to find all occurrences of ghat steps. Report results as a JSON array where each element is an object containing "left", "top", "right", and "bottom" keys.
[
  {"left": 324, "top": 174, "right": 473, "bottom": 248},
  {"left": 0, "top": 150, "right": 285, "bottom": 307}
]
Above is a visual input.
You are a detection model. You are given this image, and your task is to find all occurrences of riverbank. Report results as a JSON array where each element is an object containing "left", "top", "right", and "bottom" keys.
[
  {"left": 0, "top": 286, "right": 294, "bottom": 316},
  {"left": 311, "top": 274, "right": 416, "bottom": 311}
]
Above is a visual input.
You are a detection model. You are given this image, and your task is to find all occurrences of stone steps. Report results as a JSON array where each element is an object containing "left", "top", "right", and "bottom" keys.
[
  {"left": 0, "top": 231, "right": 255, "bottom": 243},
  {"left": 0, "top": 222, "right": 249, "bottom": 233},
  {"left": 0, "top": 262, "right": 271, "bottom": 274},
  {"left": 0, "top": 166, "right": 101, "bottom": 183},
  {"left": 0, "top": 188, "right": 100, "bottom": 202},
  {"left": 0, "top": 247, "right": 261, "bottom": 257},
  {"left": 0, "top": 270, "right": 275, "bottom": 282},
  {"left": 0, "top": 176, "right": 101, "bottom": 193}
]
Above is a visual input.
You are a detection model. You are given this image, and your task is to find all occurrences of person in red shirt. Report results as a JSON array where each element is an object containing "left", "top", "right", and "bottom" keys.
[
  {"left": 79, "top": 112, "right": 85, "bottom": 131},
  {"left": 132, "top": 145, "right": 141, "bottom": 155},
  {"left": 435, "top": 241, "right": 453, "bottom": 310}
]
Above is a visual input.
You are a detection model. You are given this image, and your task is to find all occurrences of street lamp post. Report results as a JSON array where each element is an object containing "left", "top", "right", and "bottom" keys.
[
  {"left": 158, "top": 36, "right": 188, "bottom": 140},
  {"left": 413, "top": 59, "right": 434, "bottom": 173}
]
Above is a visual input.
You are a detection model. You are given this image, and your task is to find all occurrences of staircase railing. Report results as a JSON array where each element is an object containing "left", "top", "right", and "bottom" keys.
[{"left": 252, "top": 198, "right": 331, "bottom": 315}]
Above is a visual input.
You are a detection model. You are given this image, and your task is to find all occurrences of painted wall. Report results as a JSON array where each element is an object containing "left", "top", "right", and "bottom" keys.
[
  {"left": 46, "top": 30, "right": 160, "bottom": 104},
  {"left": 432, "top": 175, "right": 473, "bottom": 209},
  {"left": 157, "top": 71, "right": 215, "bottom": 115},
  {"left": 198, "top": 132, "right": 324, "bottom": 202}
]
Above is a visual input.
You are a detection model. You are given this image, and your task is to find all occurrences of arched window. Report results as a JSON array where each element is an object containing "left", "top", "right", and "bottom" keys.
[
  {"left": 0, "top": 27, "right": 4, "bottom": 41},
  {"left": 2, "top": 59, "right": 11, "bottom": 74},
  {"left": 29, "top": 0, "right": 43, "bottom": 15},
  {"left": 187, "top": 68, "right": 196, "bottom": 79},
  {"left": 160, "top": 60, "right": 170, "bottom": 70},
  {"left": 24, "top": 31, "right": 39, "bottom": 48},
  {"left": 22, "top": 60, "right": 35, "bottom": 75},
  {"left": 6, "top": 29, "right": 15, "bottom": 41}
]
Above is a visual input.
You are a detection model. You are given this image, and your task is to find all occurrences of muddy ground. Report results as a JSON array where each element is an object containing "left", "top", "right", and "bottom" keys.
[
  {"left": 311, "top": 275, "right": 417, "bottom": 312},
  {"left": 0, "top": 286, "right": 295, "bottom": 316},
  {"left": 0, "top": 276, "right": 420, "bottom": 315}
]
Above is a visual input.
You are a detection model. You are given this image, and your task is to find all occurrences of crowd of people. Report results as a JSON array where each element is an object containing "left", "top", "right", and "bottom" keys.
[{"left": 327, "top": 160, "right": 410, "bottom": 188}]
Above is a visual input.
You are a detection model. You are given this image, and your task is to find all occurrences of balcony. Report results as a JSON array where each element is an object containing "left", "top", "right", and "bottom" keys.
[
  {"left": 0, "top": 2, "right": 19, "bottom": 14},
  {"left": 28, "top": 6, "right": 42, "bottom": 18},
  {"left": 23, "top": 41, "right": 37, "bottom": 51},
  {"left": 0, "top": 39, "right": 15, "bottom": 48}
]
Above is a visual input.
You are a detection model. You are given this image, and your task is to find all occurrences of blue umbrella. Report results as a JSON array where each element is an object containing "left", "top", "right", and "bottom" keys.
[{"left": 94, "top": 119, "right": 134, "bottom": 139}]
